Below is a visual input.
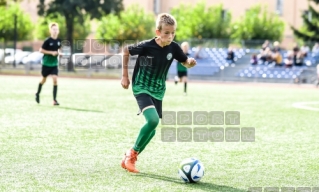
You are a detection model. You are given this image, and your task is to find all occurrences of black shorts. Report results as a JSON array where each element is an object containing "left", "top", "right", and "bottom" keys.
[
  {"left": 41, "top": 66, "right": 58, "bottom": 77},
  {"left": 177, "top": 71, "right": 187, "bottom": 78},
  {"left": 135, "top": 93, "right": 162, "bottom": 118}
]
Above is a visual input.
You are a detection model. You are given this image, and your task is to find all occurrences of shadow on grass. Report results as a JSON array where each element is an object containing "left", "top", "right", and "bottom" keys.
[
  {"left": 133, "top": 172, "right": 248, "bottom": 192},
  {"left": 39, "top": 105, "right": 104, "bottom": 113}
]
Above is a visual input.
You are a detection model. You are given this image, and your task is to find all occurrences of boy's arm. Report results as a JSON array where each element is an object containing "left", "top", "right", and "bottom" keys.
[
  {"left": 121, "top": 46, "right": 130, "bottom": 89},
  {"left": 121, "top": 40, "right": 145, "bottom": 89},
  {"left": 175, "top": 44, "right": 196, "bottom": 68},
  {"left": 122, "top": 46, "right": 130, "bottom": 78},
  {"left": 181, "top": 58, "right": 196, "bottom": 68},
  {"left": 39, "top": 48, "right": 58, "bottom": 56}
]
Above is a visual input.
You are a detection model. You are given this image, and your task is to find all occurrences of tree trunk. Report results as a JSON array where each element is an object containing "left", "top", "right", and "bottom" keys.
[{"left": 65, "top": 14, "right": 74, "bottom": 72}]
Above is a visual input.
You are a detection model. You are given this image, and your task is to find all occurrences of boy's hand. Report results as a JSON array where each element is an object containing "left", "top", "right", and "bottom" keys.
[
  {"left": 183, "top": 58, "right": 197, "bottom": 68},
  {"left": 121, "top": 76, "right": 130, "bottom": 89},
  {"left": 51, "top": 51, "right": 58, "bottom": 56}
]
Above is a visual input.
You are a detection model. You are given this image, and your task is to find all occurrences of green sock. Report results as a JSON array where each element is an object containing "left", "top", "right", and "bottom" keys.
[
  {"left": 133, "top": 108, "right": 159, "bottom": 152},
  {"left": 138, "top": 130, "right": 156, "bottom": 154}
]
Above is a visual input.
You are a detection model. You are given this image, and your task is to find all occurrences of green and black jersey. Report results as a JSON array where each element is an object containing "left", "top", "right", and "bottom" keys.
[
  {"left": 177, "top": 53, "right": 190, "bottom": 72},
  {"left": 41, "top": 37, "right": 61, "bottom": 67},
  {"left": 128, "top": 38, "right": 188, "bottom": 100}
]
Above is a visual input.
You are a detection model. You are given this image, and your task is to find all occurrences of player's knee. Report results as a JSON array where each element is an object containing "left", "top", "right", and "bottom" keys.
[
  {"left": 52, "top": 77, "right": 58, "bottom": 84},
  {"left": 147, "top": 116, "right": 159, "bottom": 128}
]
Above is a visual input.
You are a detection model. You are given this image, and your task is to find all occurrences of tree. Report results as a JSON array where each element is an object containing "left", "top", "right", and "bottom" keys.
[
  {"left": 37, "top": 0, "right": 124, "bottom": 71},
  {"left": 36, "top": 14, "right": 91, "bottom": 49},
  {"left": 292, "top": 0, "right": 319, "bottom": 42},
  {"left": 230, "top": 4, "right": 285, "bottom": 41},
  {"left": 0, "top": 0, "right": 7, "bottom": 6},
  {"left": 0, "top": 0, "right": 22, "bottom": 7},
  {"left": 96, "top": 5, "right": 155, "bottom": 44},
  {"left": 0, "top": 2, "right": 33, "bottom": 64},
  {"left": 170, "top": 2, "right": 232, "bottom": 41}
]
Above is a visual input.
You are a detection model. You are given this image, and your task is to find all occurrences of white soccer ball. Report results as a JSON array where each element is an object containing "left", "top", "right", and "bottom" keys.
[{"left": 178, "top": 157, "right": 205, "bottom": 183}]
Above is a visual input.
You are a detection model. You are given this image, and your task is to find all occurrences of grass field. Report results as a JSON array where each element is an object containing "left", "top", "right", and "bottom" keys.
[{"left": 0, "top": 75, "right": 319, "bottom": 192}]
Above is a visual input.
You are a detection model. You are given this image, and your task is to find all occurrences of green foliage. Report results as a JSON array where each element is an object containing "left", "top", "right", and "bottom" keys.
[
  {"left": 38, "top": 0, "right": 123, "bottom": 20},
  {"left": 0, "top": 3, "right": 33, "bottom": 41},
  {"left": 0, "top": 0, "right": 6, "bottom": 6},
  {"left": 96, "top": 5, "right": 155, "bottom": 42},
  {"left": 171, "top": 2, "right": 232, "bottom": 41},
  {"left": 230, "top": 4, "right": 285, "bottom": 41},
  {"left": 0, "top": 0, "right": 22, "bottom": 7},
  {"left": 35, "top": 14, "right": 91, "bottom": 40},
  {"left": 292, "top": 1, "right": 319, "bottom": 42}
]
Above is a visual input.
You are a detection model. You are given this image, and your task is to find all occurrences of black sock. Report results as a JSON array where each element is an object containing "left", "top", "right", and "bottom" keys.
[
  {"left": 36, "top": 83, "right": 43, "bottom": 95},
  {"left": 53, "top": 85, "right": 57, "bottom": 101},
  {"left": 184, "top": 82, "right": 187, "bottom": 93}
]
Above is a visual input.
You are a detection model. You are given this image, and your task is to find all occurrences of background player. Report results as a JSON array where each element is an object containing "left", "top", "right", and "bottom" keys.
[
  {"left": 175, "top": 41, "right": 190, "bottom": 95},
  {"left": 35, "top": 22, "right": 61, "bottom": 106}
]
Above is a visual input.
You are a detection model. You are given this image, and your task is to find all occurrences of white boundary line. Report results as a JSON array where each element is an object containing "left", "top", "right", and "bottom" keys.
[{"left": 292, "top": 102, "right": 319, "bottom": 111}]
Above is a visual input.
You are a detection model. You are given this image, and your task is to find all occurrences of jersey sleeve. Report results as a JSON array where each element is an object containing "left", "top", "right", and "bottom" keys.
[
  {"left": 174, "top": 44, "right": 188, "bottom": 63},
  {"left": 41, "top": 38, "right": 50, "bottom": 50},
  {"left": 127, "top": 40, "right": 147, "bottom": 56}
]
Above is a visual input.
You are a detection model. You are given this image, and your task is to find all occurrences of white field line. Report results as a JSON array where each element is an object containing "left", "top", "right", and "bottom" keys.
[{"left": 292, "top": 102, "right": 319, "bottom": 111}]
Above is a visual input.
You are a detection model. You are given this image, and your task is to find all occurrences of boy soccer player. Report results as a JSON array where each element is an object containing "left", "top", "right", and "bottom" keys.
[
  {"left": 35, "top": 22, "right": 61, "bottom": 105},
  {"left": 120, "top": 13, "right": 197, "bottom": 173},
  {"left": 175, "top": 42, "right": 190, "bottom": 95}
]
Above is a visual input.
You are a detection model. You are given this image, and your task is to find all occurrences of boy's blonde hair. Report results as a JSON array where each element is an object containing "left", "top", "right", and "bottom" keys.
[
  {"left": 49, "top": 22, "right": 59, "bottom": 29},
  {"left": 156, "top": 13, "right": 177, "bottom": 31},
  {"left": 181, "top": 42, "right": 189, "bottom": 49},
  {"left": 181, "top": 42, "right": 189, "bottom": 52}
]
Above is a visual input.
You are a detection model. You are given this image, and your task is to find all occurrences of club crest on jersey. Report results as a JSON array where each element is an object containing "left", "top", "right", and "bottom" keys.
[
  {"left": 167, "top": 53, "right": 172, "bottom": 60},
  {"left": 58, "top": 41, "right": 60, "bottom": 46}
]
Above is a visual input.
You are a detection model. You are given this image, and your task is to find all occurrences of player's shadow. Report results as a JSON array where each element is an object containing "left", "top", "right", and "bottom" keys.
[
  {"left": 134, "top": 172, "right": 247, "bottom": 192},
  {"left": 57, "top": 106, "right": 104, "bottom": 113},
  {"left": 39, "top": 105, "right": 104, "bottom": 113}
]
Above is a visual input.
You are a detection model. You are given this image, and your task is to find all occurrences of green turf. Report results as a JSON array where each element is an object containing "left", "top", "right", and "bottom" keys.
[{"left": 0, "top": 75, "right": 318, "bottom": 192}]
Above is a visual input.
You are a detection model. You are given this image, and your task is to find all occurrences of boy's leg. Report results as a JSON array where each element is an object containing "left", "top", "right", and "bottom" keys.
[
  {"left": 52, "top": 75, "right": 58, "bottom": 104},
  {"left": 138, "top": 129, "right": 156, "bottom": 154},
  {"left": 182, "top": 76, "right": 187, "bottom": 94},
  {"left": 137, "top": 97, "right": 162, "bottom": 154},
  {"left": 174, "top": 75, "right": 179, "bottom": 85},
  {"left": 35, "top": 66, "right": 48, "bottom": 104},
  {"left": 122, "top": 94, "right": 161, "bottom": 173},
  {"left": 36, "top": 77, "right": 47, "bottom": 94},
  {"left": 52, "top": 67, "right": 59, "bottom": 105},
  {"left": 133, "top": 107, "right": 159, "bottom": 152},
  {"left": 124, "top": 107, "right": 159, "bottom": 173}
]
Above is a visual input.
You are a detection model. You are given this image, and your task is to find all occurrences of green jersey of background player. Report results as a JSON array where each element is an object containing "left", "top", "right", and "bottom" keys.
[{"left": 120, "top": 13, "right": 197, "bottom": 173}]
